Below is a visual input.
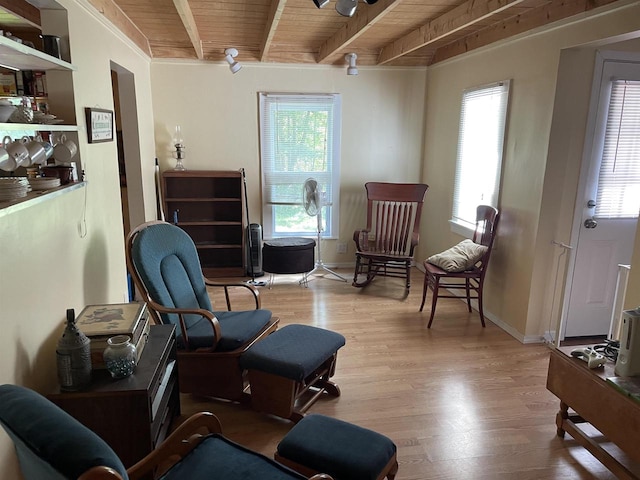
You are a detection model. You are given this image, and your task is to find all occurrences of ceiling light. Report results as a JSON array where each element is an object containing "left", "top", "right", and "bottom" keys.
[
  {"left": 312, "top": 0, "right": 330, "bottom": 7},
  {"left": 224, "top": 48, "right": 242, "bottom": 74},
  {"left": 335, "top": 0, "right": 357, "bottom": 17},
  {"left": 345, "top": 53, "right": 358, "bottom": 76}
]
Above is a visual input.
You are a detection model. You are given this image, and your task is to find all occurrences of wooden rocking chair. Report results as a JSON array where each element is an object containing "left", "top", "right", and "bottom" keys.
[{"left": 352, "top": 182, "right": 429, "bottom": 293}]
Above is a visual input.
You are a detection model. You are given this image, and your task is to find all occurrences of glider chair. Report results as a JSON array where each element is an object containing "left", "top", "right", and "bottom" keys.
[
  {"left": 126, "top": 221, "right": 279, "bottom": 402},
  {"left": 353, "top": 182, "right": 429, "bottom": 293},
  {"left": 0, "top": 384, "right": 332, "bottom": 480},
  {"left": 420, "top": 205, "right": 500, "bottom": 328}
]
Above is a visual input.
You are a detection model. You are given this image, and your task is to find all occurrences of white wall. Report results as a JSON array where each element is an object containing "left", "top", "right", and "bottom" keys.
[
  {"left": 419, "top": 1, "right": 640, "bottom": 340},
  {"left": 150, "top": 62, "right": 427, "bottom": 264},
  {"left": 0, "top": 0, "right": 156, "bottom": 476}
]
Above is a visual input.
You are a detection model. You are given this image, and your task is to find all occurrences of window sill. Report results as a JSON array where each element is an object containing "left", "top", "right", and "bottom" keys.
[{"left": 448, "top": 219, "right": 474, "bottom": 239}]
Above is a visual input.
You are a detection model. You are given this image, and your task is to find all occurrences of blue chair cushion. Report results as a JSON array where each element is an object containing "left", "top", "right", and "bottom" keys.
[
  {"left": 239, "top": 324, "right": 345, "bottom": 382},
  {"left": 160, "top": 433, "right": 307, "bottom": 480},
  {"left": 177, "top": 309, "right": 273, "bottom": 351},
  {"left": 277, "top": 414, "right": 397, "bottom": 480},
  {"left": 0, "top": 384, "right": 128, "bottom": 480}
]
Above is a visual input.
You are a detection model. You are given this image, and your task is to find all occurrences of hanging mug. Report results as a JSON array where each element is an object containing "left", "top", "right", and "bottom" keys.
[
  {"left": 22, "top": 135, "right": 46, "bottom": 166},
  {"left": 6, "top": 136, "right": 30, "bottom": 168},
  {"left": 0, "top": 136, "right": 16, "bottom": 172},
  {"left": 53, "top": 134, "right": 78, "bottom": 164},
  {"left": 36, "top": 135, "right": 54, "bottom": 161}
]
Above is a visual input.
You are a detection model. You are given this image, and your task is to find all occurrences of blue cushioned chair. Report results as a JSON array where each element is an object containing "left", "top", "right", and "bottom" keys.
[
  {"left": 0, "top": 384, "right": 333, "bottom": 480},
  {"left": 126, "top": 221, "right": 279, "bottom": 402}
]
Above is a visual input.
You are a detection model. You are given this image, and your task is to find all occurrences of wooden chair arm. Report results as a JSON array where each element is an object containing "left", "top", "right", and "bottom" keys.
[
  {"left": 78, "top": 467, "right": 125, "bottom": 480},
  {"left": 145, "top": 300, "right": 223, "bottom": 351},
  {"left": 204, "top": 279, "right": 261, "bottom": 310},
  {"left": 126, "top": 412, "right": 223, "bottom": 480},
  {"left": 353, "top": 229, "right": 370, "bottom": 251}
]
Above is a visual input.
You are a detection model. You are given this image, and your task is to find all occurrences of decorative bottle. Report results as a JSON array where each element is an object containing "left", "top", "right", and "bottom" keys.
[
  {"left": 103, "top": 335, "right": 137, "bottom": 379},
  {"left": 56, "top": 308, "right": 92, "bottom": 391}
]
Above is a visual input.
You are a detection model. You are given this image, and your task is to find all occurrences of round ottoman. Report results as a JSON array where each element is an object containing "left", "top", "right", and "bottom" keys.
[{"left": 263, "top": 237, "right": 316, "bottom": 274}]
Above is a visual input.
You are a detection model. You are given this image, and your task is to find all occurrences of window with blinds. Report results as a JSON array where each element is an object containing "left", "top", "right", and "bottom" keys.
[
  {"left": 451, "top": 81, "right": 510, "bottom": 233},
  {"left": 595, "top": 80, "right": 640, "bottom": 219},
  {"left": 259, "top": 93, "right": 342, "bottom": 239}
]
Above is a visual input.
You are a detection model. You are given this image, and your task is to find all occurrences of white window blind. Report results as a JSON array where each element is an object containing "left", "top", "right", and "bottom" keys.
[
  {"left": 595, "top": 80, "right": 640, "bottom": 219},
  {"left": 259, "top": 93, "right": 341, "bottom": 238},
  {"left": 452, "top": 81, "right": 510, "bottom": 232}
]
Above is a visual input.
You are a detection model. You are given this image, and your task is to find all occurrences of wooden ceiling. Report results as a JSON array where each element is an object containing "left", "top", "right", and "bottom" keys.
[{"left": 2, "top": 0, "right": 628, "bottom": 66}]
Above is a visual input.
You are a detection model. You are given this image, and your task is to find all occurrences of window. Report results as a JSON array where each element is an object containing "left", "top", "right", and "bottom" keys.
[
  {"left": 451, "top": 81, "right": 510, "bottom": 235},
  {"left": 595, "top": 80, "right": 640, "bottom": 219},
  {"left": 259, "top": 93, "right": 341, "bottom": 239}
]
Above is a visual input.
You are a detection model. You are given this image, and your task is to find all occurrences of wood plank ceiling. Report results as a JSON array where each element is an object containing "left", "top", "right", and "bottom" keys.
[{"left": 2, "top": 0, "right": 630, "bottom": 66}]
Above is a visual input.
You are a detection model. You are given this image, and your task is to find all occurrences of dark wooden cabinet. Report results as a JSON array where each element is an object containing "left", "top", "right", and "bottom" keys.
[
  {"left": 48, "top": 325, "right": 180, "bottom": 468},
  {"left": 162, "top": 170, "right": 246, "bottom": 277}
]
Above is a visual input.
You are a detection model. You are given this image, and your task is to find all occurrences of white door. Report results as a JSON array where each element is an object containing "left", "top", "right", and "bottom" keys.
[{"left": 564, "top": 59, "right": 640, "bottom": 338}]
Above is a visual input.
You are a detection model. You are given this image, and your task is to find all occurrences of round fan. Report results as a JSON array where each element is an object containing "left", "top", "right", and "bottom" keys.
[{"left": 303, "top": 178, "right": 320, "bottom": 217}]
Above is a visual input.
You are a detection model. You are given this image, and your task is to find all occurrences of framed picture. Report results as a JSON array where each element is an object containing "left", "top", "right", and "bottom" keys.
[{"left": 85, "top": 107, "right": 114, "bottom": 143}]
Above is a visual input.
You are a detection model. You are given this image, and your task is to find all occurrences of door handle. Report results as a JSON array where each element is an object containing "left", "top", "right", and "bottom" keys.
[{"left": 584, "top": 218, "right": 598, "bottom": 229}]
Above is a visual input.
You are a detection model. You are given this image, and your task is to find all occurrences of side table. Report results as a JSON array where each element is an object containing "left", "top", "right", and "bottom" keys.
[{"left": 48, "top": 324, "right": 180, "bottom": 467}]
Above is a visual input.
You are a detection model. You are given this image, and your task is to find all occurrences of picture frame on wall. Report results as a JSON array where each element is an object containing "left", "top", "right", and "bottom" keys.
[{"left": 85, "top": 107, "right": 114, "bottom": 143}]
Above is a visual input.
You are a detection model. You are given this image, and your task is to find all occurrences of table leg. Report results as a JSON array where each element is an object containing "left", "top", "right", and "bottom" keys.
[{"left": 556, "top": 401, "right": 568, "bottom": 437}]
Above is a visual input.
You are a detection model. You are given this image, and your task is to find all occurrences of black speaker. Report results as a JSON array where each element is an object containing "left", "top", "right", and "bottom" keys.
[{"left": 246, "top": 223, "right": 264, "bottom": 277}]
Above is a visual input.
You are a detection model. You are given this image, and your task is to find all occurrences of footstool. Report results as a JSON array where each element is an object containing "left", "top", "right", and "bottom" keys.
[
  {"left": 240, "top": 324, "right": 345, "bottom": 422},
  {"left": 275, "top": 414, "right": 398, "bottom": 480}
]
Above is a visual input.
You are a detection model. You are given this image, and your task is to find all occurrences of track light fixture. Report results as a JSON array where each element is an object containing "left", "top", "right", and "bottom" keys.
[
  {"left": 311, "top": 0, "right": 378, "bottom": 16},
  {"left": 345, "top": 53, "right": 358, "bottom": 76},
  {"left": 224, "top": 48, "right": 242, "bottom": 74}
]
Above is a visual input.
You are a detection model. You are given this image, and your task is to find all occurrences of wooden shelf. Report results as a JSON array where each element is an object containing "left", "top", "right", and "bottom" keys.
[
  {"left": 0, "top": 35, "right": 75, "bottom": 71},
  {"left": 0, "top": 123, "right": 78, "bottom": 132},
  {"left": 163, "top": 170, "right": 246, "bottom": 277},
  {"left": 0, "top": 181, "right": 86, "bottom": 218}
]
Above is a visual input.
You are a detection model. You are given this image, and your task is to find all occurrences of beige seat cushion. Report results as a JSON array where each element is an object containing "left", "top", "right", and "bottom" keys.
[{"left": 426, "top": 239, "right": 488, "bottom": 273}]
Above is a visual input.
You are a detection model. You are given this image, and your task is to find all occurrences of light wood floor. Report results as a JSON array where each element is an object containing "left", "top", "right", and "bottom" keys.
[{"left": 178, "top": 268, "right": 619, "bottom": 480}]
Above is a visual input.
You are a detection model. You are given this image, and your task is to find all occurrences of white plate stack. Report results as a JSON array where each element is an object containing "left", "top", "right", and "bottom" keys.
[
  {"left": 0, "top": 177, "right": 30, "bottom": 201},
  {"left": 28, "top": 177, "right": 61, "bottom": 191}
]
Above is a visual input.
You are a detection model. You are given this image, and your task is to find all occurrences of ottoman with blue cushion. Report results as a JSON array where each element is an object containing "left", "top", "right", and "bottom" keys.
[
  {"left": 240, "top": 324, "right": 345, "bottom": 422},
  {"left": 275, "top": 414, "right": 398, "bottom": 480}
]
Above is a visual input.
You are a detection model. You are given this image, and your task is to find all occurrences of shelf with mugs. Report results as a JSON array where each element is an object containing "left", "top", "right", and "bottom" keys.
[
  {"left": 0, "top": 123, "right": 78, "bottom": 132},
  {"left": 0, "top": 35, "right": 76, "bottom": 72}
]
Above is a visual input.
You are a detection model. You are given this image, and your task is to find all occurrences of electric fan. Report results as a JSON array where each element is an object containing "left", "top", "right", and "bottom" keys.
[{"left": 302, "top": 178, "right": 347, "bottom": 282}]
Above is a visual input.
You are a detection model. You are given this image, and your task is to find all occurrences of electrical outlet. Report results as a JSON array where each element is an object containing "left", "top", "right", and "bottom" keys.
[{"left": 336, "top": 242, "right": 347, "bottom": 254}]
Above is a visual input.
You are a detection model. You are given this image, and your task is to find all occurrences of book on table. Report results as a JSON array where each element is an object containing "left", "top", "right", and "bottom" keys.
[{"left": 75, "top": 302, "right": 150, "bottom": 369}]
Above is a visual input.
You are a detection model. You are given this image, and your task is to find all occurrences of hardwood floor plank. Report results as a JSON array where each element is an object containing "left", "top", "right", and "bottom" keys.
[{"left": 169, "top": 268, "right": 628, "bottom": 479}]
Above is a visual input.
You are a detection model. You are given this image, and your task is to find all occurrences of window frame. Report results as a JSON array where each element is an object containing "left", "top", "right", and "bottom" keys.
[
  {"left": 259, "top": 92, "right": 342, "bottom": 240},
  {"left": 450, "top": 80, "right": 511, "bottom": 237}
]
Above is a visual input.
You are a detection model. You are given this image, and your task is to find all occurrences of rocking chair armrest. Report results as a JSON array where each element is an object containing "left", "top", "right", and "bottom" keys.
[
  {"left": 203, "top": 279, "right": 261, "bottom": 310},
  {"left": 353, "top": 228, "right": 370, "bottom": 251},
  {"left": 126, "top": 412, "right": 223, "bottom": 480},
  {"left": 146, "top": 300, "right": 223, "bottom": 350}
]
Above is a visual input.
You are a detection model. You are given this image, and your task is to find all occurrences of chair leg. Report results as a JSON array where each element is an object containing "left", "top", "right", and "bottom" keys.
[
  {"left": 420, "top": 272, "right": 429, "bottom": 311},
  {"left": 465, "top": 279, "right": 472, "bottom": 312},
  {"left": 405, "top": 262, "right": 411, "bottom": 291},
  {"left": 427, "top": 277, "right": 439, "bottom": 328},
  {"left": 477, "top": 286, "right": 486, "bottom": 327}
]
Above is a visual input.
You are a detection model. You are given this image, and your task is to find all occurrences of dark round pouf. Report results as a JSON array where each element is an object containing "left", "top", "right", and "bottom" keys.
[{"left": 263, "top": 237, "right": 316, "bottom": 274}]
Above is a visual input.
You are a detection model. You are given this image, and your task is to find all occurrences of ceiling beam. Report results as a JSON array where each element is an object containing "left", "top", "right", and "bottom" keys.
[
  {"left": 429, "top": 0, "right": 621, "bottom": 65},
  {"left": 260, "top": 0, "right": 288, "bottom": 61},
  {"left": 0, "top": 0, "right": 40, "bottom": 28},
  {"left": 317, "top": 0, "right": 401, "bottom": 64},
  {"left": 87, "top": 0, "right": 151, "bottom": 57},
  {"left": 377, "top": 0, "right": 526, "bottom": 65},
  {"left": 173, "top": 0, "right": 203, "bottom": 60}
]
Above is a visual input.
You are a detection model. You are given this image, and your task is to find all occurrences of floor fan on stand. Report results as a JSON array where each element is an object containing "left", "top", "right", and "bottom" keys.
[{"left": 302, "top": 178, "right": 347, "bottom": 282}]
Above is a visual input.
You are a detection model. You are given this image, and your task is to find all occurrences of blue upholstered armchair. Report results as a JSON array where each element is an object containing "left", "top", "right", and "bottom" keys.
[
  {"left": 126, "top": 221, "right": 279, "bottom": 401},
  {"left": 0, "top": 384, "right": 332, "bottom": 480}
]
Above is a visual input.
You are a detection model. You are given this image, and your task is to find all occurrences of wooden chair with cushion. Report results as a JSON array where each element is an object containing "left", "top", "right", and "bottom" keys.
[
  {"left": 0, "top": 384, "right": 332, "bottom": 480},
  {"left": 352, "top": 182, "right": 429, "bottom": 293},
  {"left": 126, "top": 220, "right": 279, "bottom": 402},
  {"left": 420, "top": 205, "right": 500, "bottom": 328}
]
